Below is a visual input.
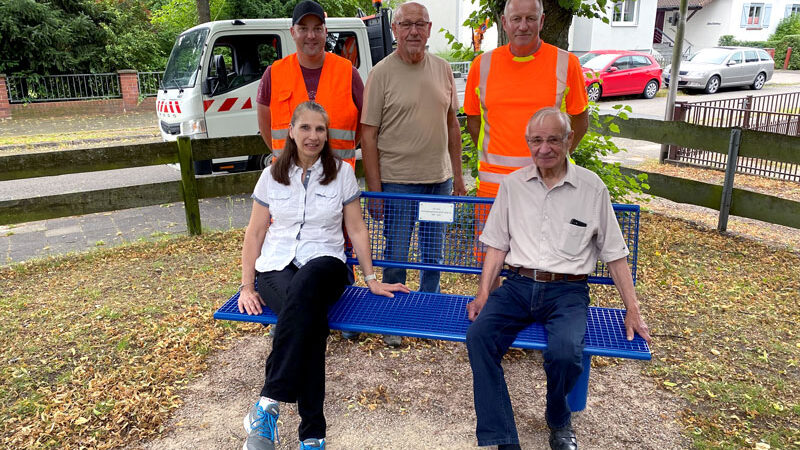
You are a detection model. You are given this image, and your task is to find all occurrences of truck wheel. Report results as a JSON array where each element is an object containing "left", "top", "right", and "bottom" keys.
[
  {"left": 247, "top": 153, "right": 271, "bottom": 171},
  {"left": 194, "top": 160, "right": 212, "bottom": 175}
]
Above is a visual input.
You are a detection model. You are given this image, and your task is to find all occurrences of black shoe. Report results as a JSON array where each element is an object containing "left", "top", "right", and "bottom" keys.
[{"left": 549, "top": 424, "right": 577, "bottom": 450}]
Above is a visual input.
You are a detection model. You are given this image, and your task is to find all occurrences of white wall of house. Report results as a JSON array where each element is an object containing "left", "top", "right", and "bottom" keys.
[
  {"left": 668, "top": 0, "right": 799, "bottom": 51},
  {"left": 415, "top": 0, "right": 498, "bottom": 55},
  {"left": 568, "top": 0, "right": 659, "bottom": 53}
]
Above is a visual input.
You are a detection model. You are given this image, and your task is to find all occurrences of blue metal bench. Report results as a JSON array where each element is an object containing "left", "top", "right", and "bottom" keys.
[{"left": 214, "top": 191, "right": 651, "bottom": 411}]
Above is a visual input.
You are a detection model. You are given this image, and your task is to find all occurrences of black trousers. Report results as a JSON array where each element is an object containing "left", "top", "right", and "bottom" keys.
[{"left": 256, "top": 256, "right": 348, "bottom": 440}]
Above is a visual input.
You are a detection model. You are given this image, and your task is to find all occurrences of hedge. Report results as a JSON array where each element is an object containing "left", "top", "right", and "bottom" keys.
[{"left": 774, "top": 34, "right": 800, "bottom": 69}]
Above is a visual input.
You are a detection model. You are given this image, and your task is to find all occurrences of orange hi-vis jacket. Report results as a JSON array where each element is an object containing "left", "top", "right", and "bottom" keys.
[
  {"left": 269, "top": 53, "right": 359, "bottom": 168},
  {"left": 464, "top": 42, "right": 588, "bottom": 198}
]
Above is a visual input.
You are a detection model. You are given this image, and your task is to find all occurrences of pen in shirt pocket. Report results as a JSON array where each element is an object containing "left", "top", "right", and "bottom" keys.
[{"left": 569, "top": 218, "right": 587, "bottom": 227}]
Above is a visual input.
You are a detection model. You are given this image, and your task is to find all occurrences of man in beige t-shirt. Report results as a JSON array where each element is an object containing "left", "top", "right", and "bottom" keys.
[{"left": 361, "top": 2, "right": 464, "bottom": 332}]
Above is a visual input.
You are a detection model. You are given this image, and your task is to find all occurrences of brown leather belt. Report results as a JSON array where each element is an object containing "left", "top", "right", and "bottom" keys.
[{"left": 507, "top": 266, "right": 588, "bottom": 282}]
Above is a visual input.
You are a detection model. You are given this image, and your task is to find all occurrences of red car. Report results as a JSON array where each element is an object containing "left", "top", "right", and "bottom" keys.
[{"left": 579, "top": 50, "right": 663, "bottom": 102}]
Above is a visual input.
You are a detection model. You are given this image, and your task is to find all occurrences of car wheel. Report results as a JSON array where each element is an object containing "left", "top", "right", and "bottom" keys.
[
  {"left": 641, "top": 80, "right": 659, "bottom": 99},
  {"left": 587, "top": 83, "right": 602, "bottom": 102},
  {"left": 751, "top": 72, "right": 766, "bottom": 90},
  {"left": 704, "top": 75, "right": 720, "bottom": 94}
]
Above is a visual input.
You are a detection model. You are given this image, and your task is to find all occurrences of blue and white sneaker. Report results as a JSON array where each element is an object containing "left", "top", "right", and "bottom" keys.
[
  {"left": 243, "top": 397, "right": 279, "bottom": 450},
  {"left": 300, "top": 438, "right": 325, "bottom": 449}
]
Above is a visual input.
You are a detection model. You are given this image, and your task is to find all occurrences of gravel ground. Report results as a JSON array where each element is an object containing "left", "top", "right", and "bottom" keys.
[{"left": 136, "top": 333, "right": 689, "bottom": 450}]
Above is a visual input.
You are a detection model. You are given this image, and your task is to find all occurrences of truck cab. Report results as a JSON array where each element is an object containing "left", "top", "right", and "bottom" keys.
[{"left": 157, "top": 13, "right": 392, "bottom": 173}]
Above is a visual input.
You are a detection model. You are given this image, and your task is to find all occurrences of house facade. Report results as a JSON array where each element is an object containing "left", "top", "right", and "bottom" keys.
[
  {"left": 569, "top": 0, "right": 660, "bottom": 54},
  {"left": 415, "top": 0, "right": 498, "bottom": 54},
  {"left": 658, "top": 0, "right": 800, "bottom": 51}
]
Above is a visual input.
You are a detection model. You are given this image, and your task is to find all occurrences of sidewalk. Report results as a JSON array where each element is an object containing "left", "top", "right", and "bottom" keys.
[{"left": 1, "top": 195, "right": 252, "bottom": 266}]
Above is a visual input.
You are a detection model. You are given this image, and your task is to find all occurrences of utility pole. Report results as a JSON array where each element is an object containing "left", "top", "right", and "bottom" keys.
[{"left": 660, "top": 0, "right": 689, "bottom": 163}]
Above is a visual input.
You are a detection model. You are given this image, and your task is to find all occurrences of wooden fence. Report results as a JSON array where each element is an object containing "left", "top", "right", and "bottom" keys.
[{"left": 1, "top": 117, "right": 799, "bottom": 233}]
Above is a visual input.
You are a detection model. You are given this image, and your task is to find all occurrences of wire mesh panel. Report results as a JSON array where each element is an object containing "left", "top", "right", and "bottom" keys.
[
  {"left": 669, "top": 95, "right": 800, "bottom": 181},
  {"left": 347, "top": 192, "right": 639, "bottom": 285},
  {"left": 214, "top": 286, "right": 651, "bottom": 359}
]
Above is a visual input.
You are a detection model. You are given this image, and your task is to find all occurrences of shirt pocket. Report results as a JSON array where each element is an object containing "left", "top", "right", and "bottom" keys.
[
  {"left": 558, "top": 222, "right": 589, "bottom": 258},
  {"left": 272, "top": 90, "right": 294, "bottom": 131},
  {"left": 267, "top": 185, "right": 296, "bottom": 219},
  {"left": 313, "top": 185, "right": 340, "bottom": 212}
]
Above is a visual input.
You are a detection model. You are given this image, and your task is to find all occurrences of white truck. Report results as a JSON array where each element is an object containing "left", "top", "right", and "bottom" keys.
[{"left": 156, "top": 8, "right": 393, "bottom": 174}]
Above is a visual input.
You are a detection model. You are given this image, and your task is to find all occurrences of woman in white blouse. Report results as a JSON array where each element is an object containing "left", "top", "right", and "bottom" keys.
[{"left": 236, "top": 101, "right": 407, "bottom": 450}]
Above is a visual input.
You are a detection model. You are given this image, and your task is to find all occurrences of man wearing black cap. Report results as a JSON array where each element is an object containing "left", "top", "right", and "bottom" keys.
[{"left": 255, "top": 0, "right": 364, "bottom": 169}]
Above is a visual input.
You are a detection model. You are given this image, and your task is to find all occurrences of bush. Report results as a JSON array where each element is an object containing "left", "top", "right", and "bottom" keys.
[
  {"left": 774, "top": 34, "right": 800, "bottom": 69},
  {"left": 769, "top": 14, "right": 800, "bottom": 42},
  {"left": 716, "top": 35, "right": 770, "bottom": 48}
]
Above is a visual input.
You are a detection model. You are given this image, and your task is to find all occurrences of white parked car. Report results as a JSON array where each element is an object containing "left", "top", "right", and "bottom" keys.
[{"left": 664, "top": 47, "right": 774, "bottom": 94}]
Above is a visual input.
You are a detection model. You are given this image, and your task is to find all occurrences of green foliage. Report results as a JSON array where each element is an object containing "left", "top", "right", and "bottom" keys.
[
  {"left": 572, "top": 104, "right": 649, "bottom": 202},
  {"left": 715, "top": 35, "right": 769, "bottom": 48},
  {"left": 769, "top": 13, "right": 800, "bottom": 42},
  {"left": 460, "top": 103, "right": 649, "bottom": 201},
  {"left": 774, "top": 34, "right": 800, "bottom": 69},
  {"left": 99, "top": 0, "right": 167, "bottom": 71},
  {"left": 0, "top": 0, "right": 109, "bottom": 74}
]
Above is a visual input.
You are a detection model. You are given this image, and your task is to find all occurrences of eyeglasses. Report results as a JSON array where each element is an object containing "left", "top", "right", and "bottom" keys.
[
  {"left": 526, "top": 136, "right": 567, "bottom": 147},
  {"left": 395, "top": 21, "right": 430, "bottom": 31}
]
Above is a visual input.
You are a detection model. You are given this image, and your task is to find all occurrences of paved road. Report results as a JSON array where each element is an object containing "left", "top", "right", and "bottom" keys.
[{"left": 2, "top": 71, "right": 798, "bottom": 266}]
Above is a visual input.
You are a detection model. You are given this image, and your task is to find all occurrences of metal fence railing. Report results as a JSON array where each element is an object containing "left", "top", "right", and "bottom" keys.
[
  {"left": 6, "top": 73, "right": 121, "bottom": 103},
  {"left": 668, "top": 93, "right": 800, "bottom": 181},
  {"left": 449, "top": 61, "right": 471, "bottom": 76},
  {"left": 137, "top": 72, "right": 164, "bottom": 97}
]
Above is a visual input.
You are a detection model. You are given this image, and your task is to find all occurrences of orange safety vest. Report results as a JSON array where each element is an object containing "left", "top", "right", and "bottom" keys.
[
  {"left": 269, "top": 53, "right": 358, "bottom": 167},
  {"left": 472, "top": 43, "right": 571, "bottom": 198}
]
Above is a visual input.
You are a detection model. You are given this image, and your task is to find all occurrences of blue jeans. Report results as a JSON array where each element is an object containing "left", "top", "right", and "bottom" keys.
[
  {"left": 465, "top": 274, "right": 589, "bottom": 446},
  {"left": 381, "top": 179, "right": 453, "bottom": 293}
]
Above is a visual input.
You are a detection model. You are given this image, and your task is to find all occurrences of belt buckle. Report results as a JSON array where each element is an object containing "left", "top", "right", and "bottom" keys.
[{"left": 532, "top": 269, "right": 551, "bottom": 282}]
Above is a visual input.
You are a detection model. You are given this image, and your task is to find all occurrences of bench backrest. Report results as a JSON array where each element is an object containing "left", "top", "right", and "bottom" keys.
[{"left": 346, "top": 192, "right": 639, "bottom": 286}]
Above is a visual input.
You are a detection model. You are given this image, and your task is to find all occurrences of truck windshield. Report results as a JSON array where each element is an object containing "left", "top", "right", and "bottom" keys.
[{"left": 163, "top": 28, "right": 210, "bottom": 89}]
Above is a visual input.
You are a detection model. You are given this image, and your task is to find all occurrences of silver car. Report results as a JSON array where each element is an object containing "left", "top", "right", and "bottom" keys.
[{"left": 664, "top": 47, "right": 774, "bottom": 94}]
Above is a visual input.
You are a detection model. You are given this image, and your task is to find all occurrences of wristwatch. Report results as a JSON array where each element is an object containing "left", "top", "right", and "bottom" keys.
[{"left": 364, "top": 273, "right": 377, "bottom": 283}]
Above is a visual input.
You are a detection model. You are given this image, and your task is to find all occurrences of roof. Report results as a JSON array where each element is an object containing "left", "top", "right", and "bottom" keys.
[{"left": 657, "top": 0, "right": 713, "bottom": 9}]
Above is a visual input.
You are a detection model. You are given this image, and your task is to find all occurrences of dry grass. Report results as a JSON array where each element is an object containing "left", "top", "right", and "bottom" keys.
[{"left": 1, "top": 213, "right": 798, "bottom": 449}]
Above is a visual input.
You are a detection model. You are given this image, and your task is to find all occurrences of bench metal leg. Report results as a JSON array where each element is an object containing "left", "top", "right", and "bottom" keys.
[{"left": 567, "top": 354, "right": 591, "bottom": 412}]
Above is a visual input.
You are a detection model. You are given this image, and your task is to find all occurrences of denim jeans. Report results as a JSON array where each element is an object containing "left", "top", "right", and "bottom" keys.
[
  {"left": 381, "top": 179, "right": 453, "bottom": 293},
  {"left": 465, "top": 273, "right": 589, "bottom": 446},
  {"left": 257, "top": 256, "right": 348, "bottom": 440}
]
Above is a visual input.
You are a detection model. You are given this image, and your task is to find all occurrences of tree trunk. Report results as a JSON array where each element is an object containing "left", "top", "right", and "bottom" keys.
[
  {"left": 491, "top": 0, "right": 574, "bottom": 50},
  {"left": 540, "top": 0, "right": 572, "bottom": 50},
  {"left": 197, "top": 0, "right": 211, "bottom": 24}
]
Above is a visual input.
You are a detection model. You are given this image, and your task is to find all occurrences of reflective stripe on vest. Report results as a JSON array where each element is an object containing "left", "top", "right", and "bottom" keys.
[
  {"left": 271, "top": 148, "right": 356, "bottom": 160},
  {"left": 555, "top": 48, "right": 569, "bottom": 111}
]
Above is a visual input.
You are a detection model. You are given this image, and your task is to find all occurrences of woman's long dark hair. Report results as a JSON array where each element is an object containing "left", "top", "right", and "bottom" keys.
[{"left": 271, "top": 101, "right": 341, "bottom": 186}]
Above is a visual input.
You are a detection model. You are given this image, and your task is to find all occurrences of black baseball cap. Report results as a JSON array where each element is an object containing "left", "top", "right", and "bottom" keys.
[{"left": 292, "top": 1, "right": 325, "bottom": 25}]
